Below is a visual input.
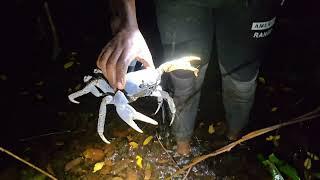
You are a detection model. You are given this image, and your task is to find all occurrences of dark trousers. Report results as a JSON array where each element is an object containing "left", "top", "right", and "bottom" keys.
[{"left": 155, "top": 0, "right": 280, "bottom": 141}]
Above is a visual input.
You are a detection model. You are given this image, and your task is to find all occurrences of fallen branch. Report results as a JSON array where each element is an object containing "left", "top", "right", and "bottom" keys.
[
  {"left": 167, "top": 107, "right": 320, "bottom": 179},
  {"left": 0, "top": 147, "right": 57, "bottom": 180}
]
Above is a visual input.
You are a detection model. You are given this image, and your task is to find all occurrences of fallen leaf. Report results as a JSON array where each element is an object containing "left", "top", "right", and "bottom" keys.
[
  {"left": 258, "top": 77, "right": 266, "bottom": 84},
  {"left": 208, "top": 124, "right": 215, "bottom": 134},
  {"left": 65, "top": 157, "right": 82, "bottom": 171},
  {"left": 64, "top": 61, "right": 74, "bottom": 69},
  {"left": 266, "top": 135, "right": 280, "bottom": 141},
  {"left": 93, "top": 161, "right": 105, "bottom": 173},
  {"left": 143, "top": 136, "right": 153, "bottom": 146},
  {"left": 129, "top": 142, "right": 139, "bottom": 149},
  {"left": 304, "top": 158, "right": 312, "bottom": 170},
  {"left": 83, "top": 148, "right": 105, "bottom": 162},
  {"left": 136, "top": 155, "right": 143, "bottom": 169},
  {"left": 127, "top": 168, "right": 138, "bottom": 180},
  {"left": 271, "top": 107, "right": 278, "bottom": 112},
  {"left": 274, "top": 135, "right": 280, "bottom": 140},
  {"left": 266, "top": 136, "right": 273, "bottom": 141}
]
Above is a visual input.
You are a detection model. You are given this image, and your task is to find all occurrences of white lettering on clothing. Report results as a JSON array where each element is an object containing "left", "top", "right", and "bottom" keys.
[
  {"left": 253, "top": 28, "right": 273, "bottom": 38},
  {"left": 251, "top": 17, "right": 276, "bottom": 31}
]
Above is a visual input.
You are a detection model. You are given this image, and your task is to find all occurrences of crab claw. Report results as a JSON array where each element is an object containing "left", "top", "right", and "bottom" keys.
[
  {"left": 116, "top": 104, "right": 158, "bottom": 133},
  {"left": 113, "top": 91, "right": 158, "bottom": 133},
  {"left": 158, "top": 56, "right": 201, "bottom": 76}
]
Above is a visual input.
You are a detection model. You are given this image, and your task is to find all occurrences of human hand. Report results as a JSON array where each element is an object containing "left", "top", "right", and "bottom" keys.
[{"left": 96, "top": 27, "right": 154, "bottom": 90}]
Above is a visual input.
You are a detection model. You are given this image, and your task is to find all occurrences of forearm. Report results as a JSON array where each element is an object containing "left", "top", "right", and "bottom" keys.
[{"left": 109, "top": 0, "right": 138, "bottom": 33}]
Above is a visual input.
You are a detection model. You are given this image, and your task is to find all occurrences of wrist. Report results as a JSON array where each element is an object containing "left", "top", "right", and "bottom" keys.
[{"left": 110, "top": 0, "right": 138, "bottom": 33}]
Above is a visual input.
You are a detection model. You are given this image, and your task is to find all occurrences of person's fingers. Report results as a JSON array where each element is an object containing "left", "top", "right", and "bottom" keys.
[
  {"left": 116, "top": 48, "right": 131, "bottom": 89},
  {"left": 105, "top": 46, "right": 123, "bottom": 88},
  {"left": 97, "top": 45, "right": 113, "bottom": 80}
]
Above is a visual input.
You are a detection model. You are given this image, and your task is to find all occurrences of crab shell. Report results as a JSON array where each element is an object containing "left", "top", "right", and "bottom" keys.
[{"left": 124, "top": 68, "right": 161, "bottom": 96}]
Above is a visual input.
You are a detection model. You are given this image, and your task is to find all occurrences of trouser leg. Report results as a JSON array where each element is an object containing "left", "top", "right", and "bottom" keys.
[
  {"left": 169, "top": 65, "right": 208, "bottom": 141},
  {"left": 216, "top": 0, "right": 279, "bottom": 134},
  {"left": 155, "top": 0, "right": 212, "bottom": 142},
  {"left": 220, "top": 63, "right": 257, "bottom": 133}
]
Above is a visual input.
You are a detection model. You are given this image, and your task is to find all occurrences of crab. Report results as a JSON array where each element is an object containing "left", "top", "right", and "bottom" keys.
[{"left": 68, "top": 56, "right": 200, "bottom": 143}]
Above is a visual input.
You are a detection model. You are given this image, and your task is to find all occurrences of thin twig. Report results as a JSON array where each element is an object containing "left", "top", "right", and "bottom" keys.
[
  {"left": 0, "top": 147, "right": 57, "bottom": 180},
  {"left": 19, "top": 130, "right": 71, "bottom": 142},
  {"left": 155, "top": 133, "right": 180, "bottom": 169},
  {"left": 182, "top": 167, "right": 192, "bottom": 180},
  {"left": 167, "top": 109, "right": 320, "bottom": 179}
]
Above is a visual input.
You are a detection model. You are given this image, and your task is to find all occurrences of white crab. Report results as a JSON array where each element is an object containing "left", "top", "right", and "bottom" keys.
[{"left": 68, "top": 56, "right": 200, "bottom": 143}]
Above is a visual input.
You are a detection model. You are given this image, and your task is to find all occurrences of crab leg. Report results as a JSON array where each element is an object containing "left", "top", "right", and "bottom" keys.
[
  {"left": 158, "top": 90, "right": 176, "bottom": 126},
  {"left": 94, "top": 79, "right": 114, "bottom": 94},
  {"left": 97, "top": 95, "right": 113, "bottom": 144},
  {"left": 68, "top": 81, "right": 103, "bottom": 104},
  {"left": 151, "top": 90, "right": 163, "bottom": 115},
  {"left": 114, "top": 91, "right": 158, "bottom": 133}
]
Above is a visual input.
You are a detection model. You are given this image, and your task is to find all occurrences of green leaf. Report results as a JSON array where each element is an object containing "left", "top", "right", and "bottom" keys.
[
  {"left": 268, "top": 154, "right": 300, "bottom": 180},
  {"left": 258, "top": 77, "right": 266, "bottom": 84},
  {"left": 263, "top": 160, "right": 284, "bottom": 180},
  {"left": 278, "top": 164, "right": 300, "bottom": 180},
  {"left": 268, "top": 153, "right": 283, "bottom": 165},
  {"left": 64, "top": 61, "right": 74, "bottom": 69}
]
